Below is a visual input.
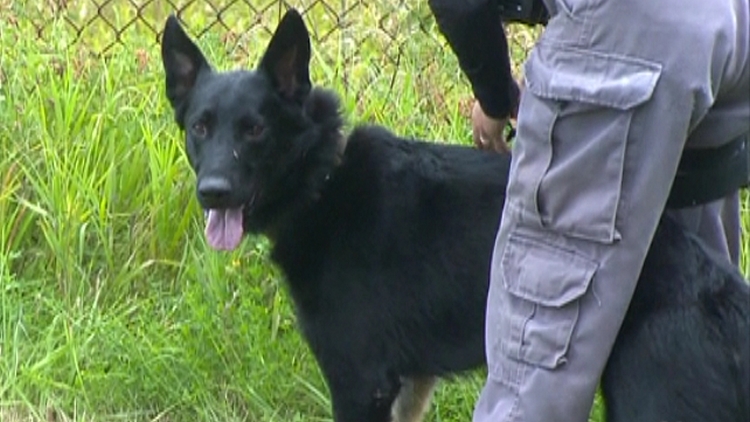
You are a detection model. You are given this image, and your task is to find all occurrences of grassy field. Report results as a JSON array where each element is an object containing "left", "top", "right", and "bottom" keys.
[{"left": 0, "top": 1, "right": 746, "bottom": 421}]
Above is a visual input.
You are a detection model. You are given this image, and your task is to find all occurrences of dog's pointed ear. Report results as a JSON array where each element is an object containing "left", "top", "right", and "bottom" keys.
[
  {"left": 258, "top": 9, "right": 311, "bottom": 103},
  {"left": 161, "top": 14, "right": 211, "bottom": 115}
]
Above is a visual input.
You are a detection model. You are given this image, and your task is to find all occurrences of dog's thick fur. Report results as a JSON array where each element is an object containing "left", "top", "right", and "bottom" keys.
[{"left": 160, "top": 9, "right": 750, "bottom": 422}]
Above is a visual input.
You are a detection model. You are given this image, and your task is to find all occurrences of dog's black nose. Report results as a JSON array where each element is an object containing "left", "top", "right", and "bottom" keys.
[{"left": 198, "top": 176, "right": 232, "bottom": 204}]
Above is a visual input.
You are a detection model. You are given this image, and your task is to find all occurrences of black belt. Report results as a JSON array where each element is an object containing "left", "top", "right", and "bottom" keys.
[
  {"left": 497, "top": 0, "right": 550, "bottom": 26},
  {"left": 666, "top": 134, "right": 750, "bottom": 209}
]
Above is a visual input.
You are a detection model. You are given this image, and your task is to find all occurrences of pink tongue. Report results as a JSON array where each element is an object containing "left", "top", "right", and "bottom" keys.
[{"left": 205, "top": 208, "right": 244, "bottom": 251}]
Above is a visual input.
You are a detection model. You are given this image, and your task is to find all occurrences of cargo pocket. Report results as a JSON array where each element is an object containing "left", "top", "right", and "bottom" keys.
[
  {"left": 495, "top": 230, "right": 598, "bottom": 370},
  {"left": 522, "top": 43, "right": 662, "bottom": 244}
]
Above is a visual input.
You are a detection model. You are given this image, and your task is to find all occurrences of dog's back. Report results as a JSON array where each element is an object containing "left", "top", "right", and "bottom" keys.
[{"left": 602, "top": 214, "right": 750, "bottom": 422}]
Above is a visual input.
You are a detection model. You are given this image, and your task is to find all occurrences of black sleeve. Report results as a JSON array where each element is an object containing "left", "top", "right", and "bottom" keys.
[{"left": 428, "top": 0, "right": 519, "bottom": 119}]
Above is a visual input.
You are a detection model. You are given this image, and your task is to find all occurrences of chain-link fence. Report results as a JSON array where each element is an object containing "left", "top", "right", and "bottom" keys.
[
  {"left": 16, "top": 1, "right": 537, "bottom": 69},
  {"left": 9, "top": 0, "right": 540, "bottom": 120},
  {"left": 22, "top": 1, "right": 438, "bottom": 56}
]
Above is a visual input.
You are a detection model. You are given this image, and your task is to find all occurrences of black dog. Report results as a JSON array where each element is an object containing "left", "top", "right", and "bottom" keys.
[{"left": 160, "top": 9, "right": 750, "bottom": 422}]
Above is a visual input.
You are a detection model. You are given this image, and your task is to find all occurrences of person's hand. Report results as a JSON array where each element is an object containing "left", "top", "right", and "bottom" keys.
[
  {"left": 471, "top": 77, "right": 523, "bottom": 153},
  {"left": 471, "top": 101, "right": 512, "bottom": 153}
]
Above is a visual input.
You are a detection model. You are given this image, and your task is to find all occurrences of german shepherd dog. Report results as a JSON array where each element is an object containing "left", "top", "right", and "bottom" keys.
[{"left": 160, "top": 9, "right": 750, "bottom": 422}]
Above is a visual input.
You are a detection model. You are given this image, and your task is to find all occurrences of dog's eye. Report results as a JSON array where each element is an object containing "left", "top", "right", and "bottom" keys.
[
  {"left": 244, "top": 125, "right": 265, "bottom": 142},
  {"left": 192, "top": 122, "right": 207, "bottom": 138}
]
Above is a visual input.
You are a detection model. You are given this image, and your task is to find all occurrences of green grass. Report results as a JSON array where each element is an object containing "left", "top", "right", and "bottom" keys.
[{"left": 0, "top": 1, "right": 746, "bottom": 421}]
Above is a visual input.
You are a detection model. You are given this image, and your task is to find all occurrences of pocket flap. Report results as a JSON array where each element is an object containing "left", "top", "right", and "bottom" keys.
[
  {"left": 501, "top": 233, "right": 598, "bottom": 307},
  {"left": 524, "top": 43, "right": 662, "bottom": 110}
]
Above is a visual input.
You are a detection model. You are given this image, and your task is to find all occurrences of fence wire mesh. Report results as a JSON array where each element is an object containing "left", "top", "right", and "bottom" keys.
[{"left": 10, "top": 0, "right": 539, "bottom": 107}]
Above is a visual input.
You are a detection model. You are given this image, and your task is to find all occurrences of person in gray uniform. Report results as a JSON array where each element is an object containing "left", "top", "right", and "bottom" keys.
[{"left": 427, "top": 0, "right": 750, "bottom": 420}]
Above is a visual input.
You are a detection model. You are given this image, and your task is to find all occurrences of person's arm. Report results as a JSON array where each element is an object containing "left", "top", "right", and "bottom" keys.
[{"left": 427, "top": 0, "right": 519, "bottom": 119}]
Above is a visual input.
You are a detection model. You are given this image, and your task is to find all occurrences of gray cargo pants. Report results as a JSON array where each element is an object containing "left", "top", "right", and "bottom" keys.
[{"left": 473, "top": 0, "right": 750, "bottom": 421}]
